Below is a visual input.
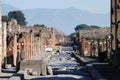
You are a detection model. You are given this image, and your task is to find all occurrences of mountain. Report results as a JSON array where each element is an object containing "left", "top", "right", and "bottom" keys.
[
  {"left": 2, "top": 3, "right": 18, "bottom": 15},
  {"left": 2, "top": 3, "right": 110, "bottom": 35}
]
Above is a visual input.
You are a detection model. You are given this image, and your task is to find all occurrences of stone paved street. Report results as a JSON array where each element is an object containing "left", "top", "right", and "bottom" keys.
[
  {"left": 26, "top": 50, "right": 92, "bottom": 80},
  {"left": 1, "top": 0, "right": 120, "bottom": 80},
  {"left": 0, "top": 67, "right": 16, "bottom": 80}
]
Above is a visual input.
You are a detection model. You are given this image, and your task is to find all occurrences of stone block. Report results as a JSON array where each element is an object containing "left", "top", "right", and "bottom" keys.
[
  {"left": 41, "top": 61, "right": 47, "bottom": 76},
  {"left": 5, "top": 64, "right": 12, "bottom": 69},
  {"left": 9, "top": 71, "right": 24, "bottom": 80},
  {"left": 58, "top": 67, "right": 66, "bottom": 71},
  {"left": 47, "top": 66, "right": 53, "bottom": 75},
  {"left": 9, "top": 76, "right": 21, "bottom": 80},
  {"left": 31, "top": 71, "right": 38, "bottom": 76},
  {"left": 20, "top": 60, "right": 47, "bottom": 76}
]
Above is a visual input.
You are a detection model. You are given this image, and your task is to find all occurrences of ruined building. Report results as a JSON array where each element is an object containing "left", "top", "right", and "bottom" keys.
[
  {"left": 0, "top": 0, "right": 8, "bottom": 72},
  {"left": 5, "top": 19, "right": 57, "bottom": 67},
  {"left": 0, "top": 0, "right": 66, "bottom": 73},
  {"left": 111, "top": 0, "right": 120, "bottom": 67},
  {"left": 72, "top": 0, "right": 120, "bottom": 66},
  {"left": 73, "top": 28, "right": 110, "bottom": 60}
]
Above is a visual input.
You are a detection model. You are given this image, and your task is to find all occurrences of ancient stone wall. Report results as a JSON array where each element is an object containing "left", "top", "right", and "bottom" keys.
[
  {"left": 6, "top": 19, "right": 57, "bottom": 68},
  {"left": 111, "top": 0, "right": 120, "bottom": 67},
  {"left": 75, "top": 28, "right": 110, "bottom": 57},
  {"left": 13, "top": 34, "right": 17, "bottom": 66},
  {"left": 20, "top": 60, "right": 47, "bottom": 76},
  {"left": 81, "top": 38, "right": 89, "bottom": 56},
  {"left": 2, "top": 22, "right": 7, "bottom": 67},
  {"left": 79, "top": 28, "right": 110, "bottom": 40},
  {"left": 111, "top": 0, "right": 120, "bottom": 50},
  {"left": 8, "top": 19, "right": 20, "bottom": 33},
  {"left": 18, "top": 31, "right": 35, "bottom": 60}
]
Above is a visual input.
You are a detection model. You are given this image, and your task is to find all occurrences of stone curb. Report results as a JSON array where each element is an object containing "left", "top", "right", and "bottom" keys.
[
  {"left": 73, "top": 54, "right": 107, "bottom": 80},
  {"left": 73, "top": 53, "right": 88, "bottom": 66},
  {"left": 9, "top": 70, "right": 24, "bottom": 80},
  {"left": 86, "top": 64, "right": 107, "bottom": 80}
]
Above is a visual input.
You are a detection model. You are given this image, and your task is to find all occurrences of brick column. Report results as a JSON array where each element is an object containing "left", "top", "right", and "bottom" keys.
[
  {"left": 30, "top": 31, "right": 34, "bottom": 59},
  {"left": 8, "top": 22, "right": 12, "bottom": 32},
  {"left": 13, "top": 34, "right": 17, "bottom": 66},
  {"left": 2, "top": 22, "right": 7, "bottom": 66},
  {"left": 31, "top": 33, "right": 34, "bottom": 58},
  {"left": 24, "top": 38, "right": 27, "bottom": 60},
  {"left": 26, "top": 36, "right": 29, "bottom": 59},
  {"left": 2, "top": 22, "right": 7, "bottom": 57},
  {"left": 51, "top": 28, "right": 55, "bottom": 48},
  {"left": 39, "top": 30, "right": 42, "bottom": 54},
  {"left": 30, "top": 34, "right": 33, "bottom": 59}
]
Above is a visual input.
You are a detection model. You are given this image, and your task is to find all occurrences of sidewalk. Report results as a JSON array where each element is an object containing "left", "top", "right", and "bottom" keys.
[
  {"left": 0, "top": 67, "right": 16, "bottom": 80},
  {"left": 93, "top": 63, "right": 120, "bottom": 80},
  {"left": 73, "top": 54, "right": 97, "bottom": 65},
  {"left": 87, "top": 63, "right": 107, "bottom": 80},
  {"left": 76, "top": 54, "right": 120, "bottom": 80}
]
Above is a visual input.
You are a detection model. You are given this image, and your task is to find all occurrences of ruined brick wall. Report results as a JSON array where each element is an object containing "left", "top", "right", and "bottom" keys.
[
  {"left": 79, "top": 28, "right": 110, "bottom": 39},
  {"left": 81, "top": 38, "right": 89, "bottom": 56},
  {"left": 111, "top": 0, "right": 120, "bottom": 50},
  {"left": 34, "top": 37, "right": 39, "bottom": 56},
  {"left": 111, "top": 0, "right": 120, "bottom": 67},
  {"left": 89, "top": 40, "right": 98, "bottom": 56},
  {"left": 20, "top": 26, "right": 50, "bottom": 33},
  {"left": 39, "top": 30, "right": 46, "bottom": 53},
  {"left": 80, "top": 39, "right": 98, "bottom": 56},
  {"left": 111, "top": 0, "right": 116, "bottom": 50},
  {"left": 18, "top": 32, "right": 34, "bottom": 60},
  {"left": 6, "top": 33, "right": 17, "bottom": 66},
  {"left": 20, "top": 27, "right": 56, "bottom": 52},
  {"left": 13, "top": 34, "right": 17, "bottom": 66},
  {"left": 77, "top": 28, "right": 110, "bottom": 57},
  {"left": 7, "top": 19, "right": 57, "bottom": 65},
  {"left": 37, "top": 28, "right": 56, "bottom": 52},
  {"left": 2, "top": 22, "right": 7, "bottom": 59},
  {"left": 46, "top": 28, "right": 56, "bottom": 50},
  {"left": 8, "top": 19, "right": 20, "bottom": 33},
  {"left": 7, "top": 31, "right": 35, "bottom": 66}
]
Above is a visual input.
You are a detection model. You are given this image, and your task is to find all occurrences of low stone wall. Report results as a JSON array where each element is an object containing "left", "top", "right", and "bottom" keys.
[
  {"left": 9, "top": 60, "right": 53, "bottom": 80},
  {"left": 20, "top": 60, "right": 47, "bottom": 76}
]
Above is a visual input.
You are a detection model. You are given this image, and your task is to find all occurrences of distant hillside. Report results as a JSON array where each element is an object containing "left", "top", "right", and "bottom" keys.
[
  {"left": 75, "top": 24, "right": 101, "bottom": 31},
  {"left": 2, "top": 3, "right": 110, "bottom": 35},
  {"left": 2, "top": 3, "right": 18, "bottom": 15}
]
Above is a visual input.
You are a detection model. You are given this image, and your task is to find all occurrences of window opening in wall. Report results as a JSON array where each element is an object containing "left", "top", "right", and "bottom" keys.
[{"left": 117, "top": 4, "right": 120, "bottom": 9}]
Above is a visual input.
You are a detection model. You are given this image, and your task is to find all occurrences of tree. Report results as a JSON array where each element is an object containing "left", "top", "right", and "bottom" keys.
[
  {"left": 69, "top": 32, "right": 75, "bottom": 41},
  {"left": 75, "top": 24, "right": 89, "bottom": 31},
  {"left": 8, "top": 10, "right": 27, "bottom": 26},
  {"left": 90, "top": 25, "right": 101, "bottom": 29},
  {"left": 2, "top": 15, "right": 8, "bottom": 23},
  {"left": 75, "top": 24, "right": 101, "bottom": 31},
  {"left": 33, "top": 24, "right": 46, "bottom": 28}
]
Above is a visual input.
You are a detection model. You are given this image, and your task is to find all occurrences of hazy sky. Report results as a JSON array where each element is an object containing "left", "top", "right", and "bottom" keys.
[{"left": 2, "top": 0, "right": 110, "bottom": 14}]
